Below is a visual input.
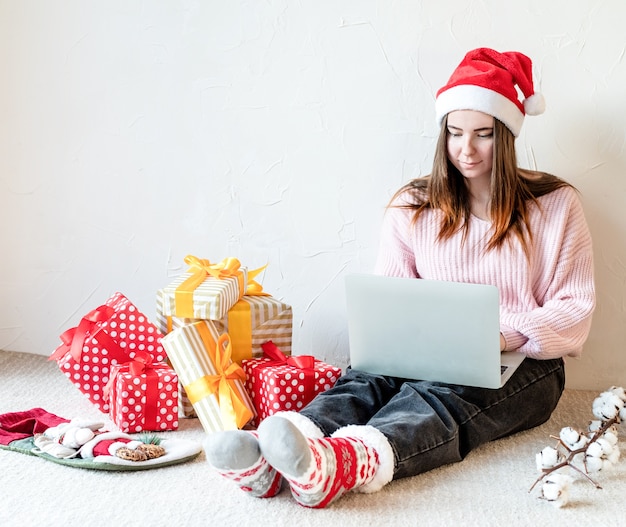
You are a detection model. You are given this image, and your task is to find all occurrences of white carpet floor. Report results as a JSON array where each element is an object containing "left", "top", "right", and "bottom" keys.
[{"left": 1, "top": 349, "right": 624, "bottom": 527}]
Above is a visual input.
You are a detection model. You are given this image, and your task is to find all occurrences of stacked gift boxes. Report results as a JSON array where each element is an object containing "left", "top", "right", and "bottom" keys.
[
  {"left": 51, "top": 255, "right": 341, "bottom": 436},
  {"left": 156, "top": 289, "right": 293, "bottom": 418},
  {"left": 49, "top": 292, "right": 179, "bottom": 432},
  {"left": 156, "top": 256, "right": 294, "bottom": 431}
]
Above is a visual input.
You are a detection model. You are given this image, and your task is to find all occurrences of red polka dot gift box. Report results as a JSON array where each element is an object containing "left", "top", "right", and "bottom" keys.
[
  {"left": 241, "top": 341, "right": 342, "bottom": 426},
  {"left": 105, "top": 351, "right": 179, "bottom": 433},
  {"left": 49, "top": 292, "right": 167, "bottom": 413}
]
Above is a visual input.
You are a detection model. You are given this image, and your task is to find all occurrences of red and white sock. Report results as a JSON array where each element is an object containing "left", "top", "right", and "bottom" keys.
[
  {"left": 204, "top": 430, "right": 282, "bottom": 498},
  {"left": 258, "top": 416, "right": 394, "bottom": 508}
]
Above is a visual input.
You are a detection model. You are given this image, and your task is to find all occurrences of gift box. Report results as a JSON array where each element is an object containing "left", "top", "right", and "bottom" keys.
[
  {"left": 159, "top": 255, "right": 248, "bottom": 320},
  {"left": 106, "top": 352, "right": 179, "bottom": 433},
  {"left": 213, "top": 296, "right": 292, "bottom": 364},
  {"left": 156, "top": 290, "right": 293, "bottom": 364},
  {"left": 242, "top": 341, "right": 342, "bottom": 425},
  {"left": 49, "top": 292, "right": 167, "bottom": 413},
  {"left": 161, "top": 320, "right": 256, "bottom": 433}
]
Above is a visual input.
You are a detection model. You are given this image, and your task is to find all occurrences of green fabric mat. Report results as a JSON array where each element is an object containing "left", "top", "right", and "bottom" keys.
[{"left": 0, "top": 436, "right": 201, "bottom": 471}]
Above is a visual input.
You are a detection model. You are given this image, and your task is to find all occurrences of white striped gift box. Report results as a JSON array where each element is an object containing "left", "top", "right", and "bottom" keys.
[
  {"left": 159, "top": 267, "right": 248, "bottom": 320},
  {"left": 212, "top": 296, "right": 293, "bottom": 364},
  {"left": 161, "top": 320, "right": 255, "bottom": 433},
  {"left": 156, "top": 292, "right": 292, "bottom": 363}
]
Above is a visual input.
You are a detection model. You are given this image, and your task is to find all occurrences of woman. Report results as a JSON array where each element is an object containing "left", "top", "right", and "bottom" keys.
[{"left": 204, "top": 48, "right": 596, "bottom": 508}]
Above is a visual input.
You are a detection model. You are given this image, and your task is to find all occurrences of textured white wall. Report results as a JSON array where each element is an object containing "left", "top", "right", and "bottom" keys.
[{"left": 1, "top": 1, "right": 624, "bottom": 390}]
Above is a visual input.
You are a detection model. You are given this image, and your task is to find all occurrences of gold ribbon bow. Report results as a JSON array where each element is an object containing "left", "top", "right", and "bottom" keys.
[
  {"left": 175, "top": 255, "right": 254, "bottom": 318},
  {"left": 184, "top": 329, "right": 253, "bottom": 430},
  {"left": 244, "top": 264, "right": 269, "bottom": 296}
]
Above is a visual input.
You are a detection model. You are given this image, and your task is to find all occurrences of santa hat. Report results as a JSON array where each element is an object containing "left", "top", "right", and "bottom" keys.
[{"left": 435, "top": 48, "right": 545, "bottom": 137}]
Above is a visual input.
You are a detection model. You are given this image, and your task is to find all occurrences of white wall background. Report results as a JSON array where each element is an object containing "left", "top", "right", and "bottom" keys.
[{"left": 1, "top": 0, "right": 625, "bottom": 390}]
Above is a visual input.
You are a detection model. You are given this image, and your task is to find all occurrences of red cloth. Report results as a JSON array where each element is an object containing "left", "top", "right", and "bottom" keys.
[{"left": 0, "top": 408, "right": 68, "bottom": 445}]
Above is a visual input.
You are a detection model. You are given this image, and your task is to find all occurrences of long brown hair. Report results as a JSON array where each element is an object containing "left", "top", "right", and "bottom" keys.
[{"left": 390, "top": 115, "right": 573, "bottom": 257}]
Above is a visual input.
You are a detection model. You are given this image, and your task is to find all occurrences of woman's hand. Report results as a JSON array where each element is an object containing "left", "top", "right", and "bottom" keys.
[{"left": 500, "top": 333, "right": 506, "bottom": 352}]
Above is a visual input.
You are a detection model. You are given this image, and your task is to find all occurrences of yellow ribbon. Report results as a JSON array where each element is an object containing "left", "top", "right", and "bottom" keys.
[
  {"left": 227, "top": 263, "right": 271, "bottom": 362},
  {"left": 227, "top": 300, "right": 252, "bottom": 364},
  {"left": 174, "top": 255, "right": 245, "bottom": 318},
  {"left": 245, "top": 264, "right": 270, "bottom": 296},
  {"left": 225, "top": 263, "right": 272, "bottom": 363},
  {"left": 183, "top": 327, "right": 253, "bottom": 430}
]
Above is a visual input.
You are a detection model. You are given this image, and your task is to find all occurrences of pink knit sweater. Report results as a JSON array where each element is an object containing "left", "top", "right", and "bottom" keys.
[{"left": 374, "top": 186, "right": 595, "bottom": 360}]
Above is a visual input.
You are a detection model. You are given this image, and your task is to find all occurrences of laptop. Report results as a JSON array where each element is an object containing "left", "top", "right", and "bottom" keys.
[{"left": 344, "top": 274, "right": 525, "bottom": 389}]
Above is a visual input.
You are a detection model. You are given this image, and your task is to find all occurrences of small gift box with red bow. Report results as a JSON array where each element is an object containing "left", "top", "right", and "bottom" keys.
[
  {"left": 241, "top": 341, "right": 342, "bottom": 426},
  {"left": 49, "top": 292, "right": 167, "bottom": 413},
  {"left": 161, "top": 320, "right": 256, "bottom": 434},
  {"left": 159, "top": 255, "right": 249, "bottom": 320},
  {"left": 106, "top": 351, "right": 179, "bottom": 433}
]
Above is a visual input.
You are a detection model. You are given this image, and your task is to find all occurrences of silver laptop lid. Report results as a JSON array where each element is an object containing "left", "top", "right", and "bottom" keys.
[{"left": 345, "top": 274, "right": 503, "bottom": 388}]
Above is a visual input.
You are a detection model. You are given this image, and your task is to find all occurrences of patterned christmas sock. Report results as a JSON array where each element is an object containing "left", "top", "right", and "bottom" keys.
[
  {"left": 257, "top": 416, "right": 387, "bottom": 508},
  {"left": 204, "top": 430, "right": 282, "bottom": 498}
]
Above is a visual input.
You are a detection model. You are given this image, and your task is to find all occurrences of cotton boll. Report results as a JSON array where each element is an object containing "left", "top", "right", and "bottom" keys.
[
  {"left": 535, "top": 453, "right": 544, "bottom": 471},
  {"left": 585, "top": 440, "right": 608, "bottom": 473},
  {"left": 602, "top": 430, "right": 619, "bottom": 446},
  {"left": 541, "top": 474, "right": 571, "bottom": 508},
  {"left": 593, "top": 401, "right": 620, "bottom": 421},
  {"left": 593, "top": 391, "right": 618, "bottom": 409},
  {"left": 608, "top": 386, "right": 626, "bottom": 402},
  {"left": 586, "top": 442, "right": 604, "bottom": 458},
  {"left": 588, "top": 420, "right": 603, "bottom": 433},
  {"left": 606, "top": 424, "right": 619, "bottom": 436},
  {"left": 541, "top": 481, "right": 563, "bottom": 502},
  {"left": 607, "top": 447, "right": 620, "bottom": 466},
  {"left": 596, "top": 438, "right": 614, "bottom": 457},
  {"left": 536, "top": 446, "right": 561, "bottom": 470},
  {"left": 559, "top": 427, "right": 577, "bottom": 444},
  {"left": 559, "top": 427, "right": 588, "bottom": 450},
  {"left": 596, "top": 391, "right": 624, "bottom": 411},
  {"left": 585, "top": 455, "right": 605, "bottom": 473}
]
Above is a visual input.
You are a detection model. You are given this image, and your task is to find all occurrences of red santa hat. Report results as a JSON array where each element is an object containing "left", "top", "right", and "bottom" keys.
[{"left": 435, "top": 48, "right": 545, "bottom": 137}]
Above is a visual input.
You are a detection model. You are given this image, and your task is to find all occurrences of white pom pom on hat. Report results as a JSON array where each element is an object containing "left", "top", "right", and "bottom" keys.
[
  {"left": 436, "top": 47, "right": 545, "bottom": 137},
  {"left": 524, "top": 92, "right": 546, "bottom": 116}
]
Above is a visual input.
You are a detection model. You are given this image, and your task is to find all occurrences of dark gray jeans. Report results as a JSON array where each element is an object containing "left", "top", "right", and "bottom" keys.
[{"left": 300, "top": 357, "right": 565, "bottom": 480}]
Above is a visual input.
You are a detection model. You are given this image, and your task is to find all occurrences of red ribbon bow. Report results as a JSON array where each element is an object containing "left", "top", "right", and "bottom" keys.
[
  {"left": 49, "top": 305, "right": 116, "bottom": 362},
  {"left": 125, "top": 349, "right": 154, "bottom": 376},
  {"left": 103, "top": 350, "right": 161, "bottom": 430},
  {"left": 261, "top": 341, "right": 316, "bottom": 370},
  {"left": 260, "top": 341, "right": 317, "bottom": 406}
]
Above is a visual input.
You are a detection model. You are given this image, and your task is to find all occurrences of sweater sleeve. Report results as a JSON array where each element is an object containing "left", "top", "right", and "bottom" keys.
[
  {"left": 500, "top": 190, "right": 596, "bottom": 359},
  {"left": 374, "top": 200, "right": 420, "bottom": 278}
]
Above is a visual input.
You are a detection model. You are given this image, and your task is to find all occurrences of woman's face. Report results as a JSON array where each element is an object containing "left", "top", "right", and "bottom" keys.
[{"left": 446, "top": 110, "right": 495, "bottom": 184}]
